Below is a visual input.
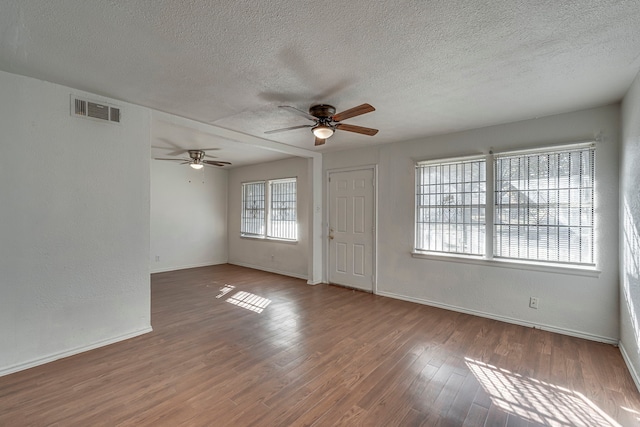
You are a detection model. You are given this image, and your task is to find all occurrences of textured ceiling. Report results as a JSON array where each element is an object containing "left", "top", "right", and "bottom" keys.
[{"left": 2, "top": 1, "right": 640, "bottom": 165}]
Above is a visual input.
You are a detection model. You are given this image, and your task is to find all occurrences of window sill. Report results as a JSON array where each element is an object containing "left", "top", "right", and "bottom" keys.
[
  {"left": 411, "top": 251, "right": 600, "bottom": 277},
  {"left": 240, "top": 235, "right": 298, "bottom": 244}
]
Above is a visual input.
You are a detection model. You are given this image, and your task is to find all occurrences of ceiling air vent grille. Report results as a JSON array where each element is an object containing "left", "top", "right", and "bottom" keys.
[
  {"left": 87, "top": 101, "right": 109, "bottom": 120},
  {"left": 74, "top": 98, "right": 86, "bottom": 116},
  {"left": 71, "top": 96, "right": 121, "bottom": 124},
  {"left": 110, "top": 107, "right": 120, "bottom": 123}
]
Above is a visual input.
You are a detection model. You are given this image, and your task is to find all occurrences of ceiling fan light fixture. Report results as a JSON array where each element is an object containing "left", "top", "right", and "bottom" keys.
[
  {"left": 190, "top": 162, "right": 204, "bottom": 170},
  {"left": 312, "top": 124, "right": 334, "bottom": 139}
]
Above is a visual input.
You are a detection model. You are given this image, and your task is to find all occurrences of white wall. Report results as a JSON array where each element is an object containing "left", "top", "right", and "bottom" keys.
[
  {"left": 0, "top": 71, "right": 151, "bottom": 375},
  {"left": 227, "top": 157, "right": 309, "bottom": 279},
  {"left": 150, "top": 160, "right": 228, "bottom": 273},
  {"left": 620, "top": 71, "right": 640, "bottom": 389},
  {"left": 324, "top": 105, "right": 620, "bottom": 343}
]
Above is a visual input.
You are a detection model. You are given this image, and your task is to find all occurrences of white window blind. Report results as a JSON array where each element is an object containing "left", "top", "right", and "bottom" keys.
[
  {"left": 268, "top": 178, "right": 297, "bottom": 240},
  {"left": 241, "top": 181, "right": 265, "bottom": 237},
  {"left": 416, "top": 157, "right": 486, "bottom": 255},
  {"left": 494, "top": 145, "right": 595, "bottom": 265}
]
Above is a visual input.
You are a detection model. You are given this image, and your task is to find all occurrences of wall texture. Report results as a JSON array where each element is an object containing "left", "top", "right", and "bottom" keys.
[
  {"left": 150, "top": 160, "right": 228, "bottom": 273},
  {"left": 227, "top": 157, "right": 309, "bottom": 279},
  {"left": 620, "top": 71, "right": 640, "bottom": 389},
  {"left": 324, "top": 105, "right": 620, "bottom": 343},
  {"left": 0, "top": 71, "right": 151, "bottom": 375}
]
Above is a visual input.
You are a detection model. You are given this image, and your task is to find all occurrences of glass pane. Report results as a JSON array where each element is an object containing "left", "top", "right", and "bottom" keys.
[
  {"left": 415, "top": 158, "right": 486, "bottom": 255},
  {"left": 268, "top": 178, "right": 297, "bottom": 240},
  {"left": 241, "top": 182, "right": 266, "bottom": 236}
]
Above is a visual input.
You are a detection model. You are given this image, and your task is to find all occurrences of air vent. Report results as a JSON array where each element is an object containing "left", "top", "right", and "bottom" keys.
[
  {"left": 87, "top": 102, "right": 109, "bottom": 120},
  {"left": 71, "top": 96, "right": 121, "bottom": 124},
  {"left": 110, "top": 107, "right": 120, "bottom": 123},
  {"left": 74, "top": 98, "right": 86, "bottom": 116}
]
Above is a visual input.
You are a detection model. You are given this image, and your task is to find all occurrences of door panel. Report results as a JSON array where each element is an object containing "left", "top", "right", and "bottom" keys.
[
  {"left": 336, "top": 242, "right": 347, "bottom": 273},
  {"left": 328, "top": 169, "right": 375, "bottom": 291},
  {"left": 354, "top": 196, "right": 365, "bottom": 233}
]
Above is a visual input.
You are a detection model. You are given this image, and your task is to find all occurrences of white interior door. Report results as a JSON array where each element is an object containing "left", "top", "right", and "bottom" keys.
[{"left": 328, "top": 168, "right": 375, "bottom": 292}]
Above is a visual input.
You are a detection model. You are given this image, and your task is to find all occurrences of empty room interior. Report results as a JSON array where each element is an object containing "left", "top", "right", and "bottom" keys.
[{"left": 3, "top": 1, "right": 640, "bottom": 425}]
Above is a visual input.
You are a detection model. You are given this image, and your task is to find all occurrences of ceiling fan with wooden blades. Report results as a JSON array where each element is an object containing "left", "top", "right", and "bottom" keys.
[
  {"left": 155, "top": 150, "right": 231, "bottom": 169},
  {"left": 265, "top": 103, "right": 378, "bottom": 146}
]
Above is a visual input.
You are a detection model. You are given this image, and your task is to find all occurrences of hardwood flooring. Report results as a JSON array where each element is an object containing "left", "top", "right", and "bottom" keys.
[{"left": 1, "top": 264, "right": 640, "bottom": 426}]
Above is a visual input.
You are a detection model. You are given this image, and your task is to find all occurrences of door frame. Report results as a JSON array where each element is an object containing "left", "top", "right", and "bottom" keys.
[{"left": 325, "top": 165, "right": 378, "bottom": 293}]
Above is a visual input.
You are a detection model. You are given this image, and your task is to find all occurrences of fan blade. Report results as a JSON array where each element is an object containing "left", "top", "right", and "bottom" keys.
[
  {"left": 153, "top": 143, "right": 221, "bottom": 157},
  {"left": 332, "top": 103, "right": 375, "bottom": 122},
  {"left": 279, "top": 105, "right": 318, "bottom": 121},
  {"left": 265, "top": 124, "right": 313, "bottom": 134},
  {"left": 154, "top": 138, "right": 186, "bottom": 156},
  {"left": 155, "top": 157, "right": 190, "bottom": 161},
  {"left": 314, "top": 137, "right": 326, "bottom": 146},
  {"left": 335, "top": 123, "right": 379, "bottom": 136},
  {"left": 203, "top": 160, "right": 232, "bottom": 167}
]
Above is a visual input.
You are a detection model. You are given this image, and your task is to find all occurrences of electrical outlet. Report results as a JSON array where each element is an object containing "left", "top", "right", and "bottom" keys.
[
  {"left": 529, "top": 297, "right": 539, "bottom": 309},
  {"left": 155, "top": 255, "right": 160, "bottom": 262}
]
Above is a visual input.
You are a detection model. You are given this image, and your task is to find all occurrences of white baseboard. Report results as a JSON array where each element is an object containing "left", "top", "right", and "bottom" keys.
[
  {"left": 619, "top": 341, "right": 640, "bottom": 393},
  {"left": 150, "top": 260, "right": 226, "bottom": 274},
  {"left": 0, "top": 326, "right": 153, "bottom": 378},
  {"left": 376, "top": 290, "right": 618, "bottom": 345},
  {"left": 228, "top": 261, "right": 308, "bottom": 281}
]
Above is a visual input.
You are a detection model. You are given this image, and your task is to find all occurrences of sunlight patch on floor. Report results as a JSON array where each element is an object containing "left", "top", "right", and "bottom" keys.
[
  {"left": 621, "top": 406, "right": 640, "bottom": 422},
  {"left": 216, "top": 284, "right": 236, "bottom": 298},
  {"left": 227, "top": 291, "right": 271, "bottom": 313},
  {"left": 465, "top": 357, "right": 621, "bottom": 426}
]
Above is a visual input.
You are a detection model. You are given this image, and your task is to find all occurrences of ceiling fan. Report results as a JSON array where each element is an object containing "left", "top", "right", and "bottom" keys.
[
  {"left": 265, "top": 103, "right": 378, "bottom": 146},
  {"left": 155, "top": 150, "right": 231, "bottom": 169}
]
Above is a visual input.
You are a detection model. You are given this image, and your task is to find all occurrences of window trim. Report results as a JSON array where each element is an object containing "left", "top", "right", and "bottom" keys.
[
  {"left": 413, "top": 141, "right": 598, "bottom": 275},
  {"left": 241, "top": 177, "right": 298, "bottom": 242}
]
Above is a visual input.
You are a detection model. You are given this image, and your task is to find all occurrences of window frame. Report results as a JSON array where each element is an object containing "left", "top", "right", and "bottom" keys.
[
  {"left": 412, "top": 142, "right": 599, "bottom": 276},
  {"left": 241, "top": 177, "right": 298, "bottom": 242}
]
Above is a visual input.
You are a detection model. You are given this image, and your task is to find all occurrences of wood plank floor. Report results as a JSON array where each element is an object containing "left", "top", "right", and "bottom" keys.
[{"left": 2, "top": 264, "right": 640, "bottom": 426}]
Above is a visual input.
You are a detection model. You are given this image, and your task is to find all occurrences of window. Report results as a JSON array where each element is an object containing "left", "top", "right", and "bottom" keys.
[
  {"left": 269, "top": 178, "right": 297, "bottom": 240},
  {"left": 241, "top": 178, "right": 297, "bottom": 240},
  {"left": 241, "top": 181, "right": 265, "bottom": 237},
  {"left": 415, "top": 143, "right": 595, "bottom": 267},
  {"left": 494, "top": 146, "right": 594, "bottom": 264},
  {"left": 416, "top": 157, "right": 486, "bottom": 255}
]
